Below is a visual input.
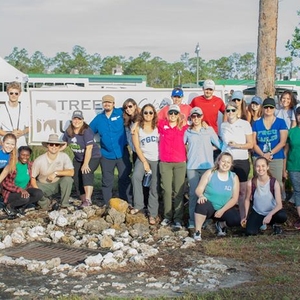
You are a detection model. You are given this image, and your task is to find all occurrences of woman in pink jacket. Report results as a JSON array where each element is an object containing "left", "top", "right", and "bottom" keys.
[{"left": 158, "top": 104, "right": 188, "bottom": 230}]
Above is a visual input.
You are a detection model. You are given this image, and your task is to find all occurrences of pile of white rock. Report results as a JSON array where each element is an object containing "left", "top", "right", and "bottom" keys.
[{"left": 0, "top": 199, "right": 250, "bottom": 297}]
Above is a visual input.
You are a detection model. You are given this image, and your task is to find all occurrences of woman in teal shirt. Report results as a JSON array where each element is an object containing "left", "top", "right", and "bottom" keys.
[{"left": 193, "top": 152, "right": 240, "bottom": 241}]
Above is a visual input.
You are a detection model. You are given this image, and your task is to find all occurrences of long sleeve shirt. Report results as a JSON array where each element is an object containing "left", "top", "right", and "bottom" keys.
[{"left": 1, "top": 161, "right": 33, "bottom": 204}]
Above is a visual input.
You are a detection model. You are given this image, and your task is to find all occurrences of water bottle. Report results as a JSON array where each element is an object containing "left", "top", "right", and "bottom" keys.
[{"left": 143, "top": 170, "right": 152, "bottom": 187}]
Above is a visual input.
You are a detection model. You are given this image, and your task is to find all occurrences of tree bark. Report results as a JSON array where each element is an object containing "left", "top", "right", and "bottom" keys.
[{"left": 256, "top": 0, "right": 278, "bottom": 99}]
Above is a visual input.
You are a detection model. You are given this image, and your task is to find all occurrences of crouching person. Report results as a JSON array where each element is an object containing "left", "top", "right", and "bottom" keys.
[
  {"left": 193, "top": 152, "right": 241, "bottom": 241},
  {"left": 242, "top": 156, "right": 287, "bottom": 235},
  {"left": 2, "top": 146, "right": 43, "bottom": 218},
  {"left": 31, "top": 134, "right": 74, "bottom": 210}
]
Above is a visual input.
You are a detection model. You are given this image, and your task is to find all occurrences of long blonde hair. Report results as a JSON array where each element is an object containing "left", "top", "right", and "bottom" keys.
[{"left": 1, "top": 133, "right": 17, "bottom": 173}]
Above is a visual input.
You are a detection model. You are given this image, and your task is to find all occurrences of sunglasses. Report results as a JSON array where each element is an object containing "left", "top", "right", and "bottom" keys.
[
  {"left": 9, "top": 92, "right": 19, "bottom": 96},
  {"left": 125, "top": 104, "right": 133, "bottom": 109},
  {"left": 191, "top": 114, "right": 202, "bottom": 119},
  {"left": 143, "top": 111, "right": 154, "bottom": 115},
  {"left": 226, "top": 109, "right": 236, "bottom": 113},
  {"left": 168, "top": 111, "right": 179, "bottom": 115},
  {"left": 48, "top": 143, "right": 61, "bottom": 147},
  {"left": 232, "top": 99, "right": 241, "bottom": 102},
  {"left": 264, "top": 106, "right": 275, "bottom": 109}
]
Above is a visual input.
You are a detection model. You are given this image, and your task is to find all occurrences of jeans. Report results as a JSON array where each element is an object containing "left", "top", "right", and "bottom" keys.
[
  {"left": 187, "top": 169, "right": 207, "bottom": 227},
  {"left": 289, "top": 171, "right": 300, "bottom": 207}
]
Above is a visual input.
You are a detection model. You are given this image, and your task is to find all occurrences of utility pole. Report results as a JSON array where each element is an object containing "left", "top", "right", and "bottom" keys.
[{"left": 195, "top": 43, "right": 200, "bottom": 86}]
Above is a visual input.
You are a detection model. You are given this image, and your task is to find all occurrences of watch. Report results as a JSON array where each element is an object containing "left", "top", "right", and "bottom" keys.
[{"left": 54, "top": 171, "right": 58, "bottom": 177}]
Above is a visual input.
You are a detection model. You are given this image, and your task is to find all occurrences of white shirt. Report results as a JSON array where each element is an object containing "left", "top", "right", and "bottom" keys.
[
  {"left": 0, "top": 102, "right": 29, "bottom": 147},
  {"left": 221, "top": 118, "right": 252, "bottom": 160}
]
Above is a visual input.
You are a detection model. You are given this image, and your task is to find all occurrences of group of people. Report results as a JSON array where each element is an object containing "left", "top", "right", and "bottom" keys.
[{"left": 0, "top": 80, "right": 299, "bottom": 242}]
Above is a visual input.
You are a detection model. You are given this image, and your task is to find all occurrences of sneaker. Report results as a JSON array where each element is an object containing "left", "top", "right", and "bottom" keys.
[
  {"left": 3, "top": 205, "right": 17, "bottom": 219},
  {"left": 273, "top": 224, "right": 283, "bottom": 235},
  {"left": 174, "top": 222, "right": 182, "bottom": 230},
  {"left": 260, "top": 224, "right": 267, "bottom": 231},
  {"left": 80, "top": 199, "right": 92, "bottom": 208},
  {"left": 294, "top": 218, "right": 300, "bottom": 230},
  {"left": 161, "top": 218, "right": 171, "bottom": 226},
  {"left": 215, "top": 221, "right": 227, "bottom": 237},
  {"left": 193, "top": 230, "right": 202, "bottom": 241}
]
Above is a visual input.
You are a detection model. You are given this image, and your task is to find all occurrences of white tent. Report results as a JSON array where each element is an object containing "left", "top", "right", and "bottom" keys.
[{"left": 0, "top": 56, "right": 28, "bottom": 83}]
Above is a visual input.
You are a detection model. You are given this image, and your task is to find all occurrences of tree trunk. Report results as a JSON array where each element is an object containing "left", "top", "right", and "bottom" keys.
[{"left": 256, "top": 0, "right": 278, "bottom": 99}]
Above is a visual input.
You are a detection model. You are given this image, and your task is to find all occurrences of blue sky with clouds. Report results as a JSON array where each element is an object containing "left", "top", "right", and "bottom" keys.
[{"left": 1, "top": 0, "right": 299, "bottom": 63}]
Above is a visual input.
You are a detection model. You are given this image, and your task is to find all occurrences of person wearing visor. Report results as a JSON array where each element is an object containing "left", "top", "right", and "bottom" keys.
[
  {"left": 252, "top": 98, "right": 288, "bottom": 197},
  {"left": 159, "top": 104, "right": 189, "bottom": 229},
  {"left": 158, "top": 87, "right": 191, "bottom": 125},
  {"left": 184, "top": 107, "right": 221, "bottom": 229},
  {"left": 225, "top": 90, "right": 250, "bottom": 122}
]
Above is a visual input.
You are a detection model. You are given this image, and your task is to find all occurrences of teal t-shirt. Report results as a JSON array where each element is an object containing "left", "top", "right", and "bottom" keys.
[
  {"left": 204, "top": 171, "right": 235, "bottom": 210},
  {"left": 287, "top": 127, "right": 300, "bottom": 172},
  {"left": 15, "top": 162, "right": 30, "bottom": 189}
]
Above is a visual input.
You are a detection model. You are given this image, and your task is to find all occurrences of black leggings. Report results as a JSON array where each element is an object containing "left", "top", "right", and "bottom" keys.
[
  {"left": 7, "top": 188, "right": 43, "bottom": 209},
  {"left": 195, "top": 200, "right": 240, "bottom": 227},
  {"left": 246, "top": 208, "right": 287, "bottom": 235}
]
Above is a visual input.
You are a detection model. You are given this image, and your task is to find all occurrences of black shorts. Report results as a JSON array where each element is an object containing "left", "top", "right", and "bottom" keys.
[{"left": 232, "top": 159, "right": 250, "bottom": 182}]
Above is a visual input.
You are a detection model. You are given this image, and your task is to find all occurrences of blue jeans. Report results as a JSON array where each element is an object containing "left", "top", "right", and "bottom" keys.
[
  {"left": 289, "top": 171, "right": 300, "bottom": 207},
  {"left": 187, "top": 169, "right": 207, "bottom": 227}
]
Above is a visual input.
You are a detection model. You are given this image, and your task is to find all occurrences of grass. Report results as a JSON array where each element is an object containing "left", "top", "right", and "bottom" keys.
[{"left": 31, "top": 146, "right": 300, "bottom": 299}]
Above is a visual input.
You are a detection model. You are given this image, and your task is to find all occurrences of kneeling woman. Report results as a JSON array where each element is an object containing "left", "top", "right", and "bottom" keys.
[
  {"left": 242, "top": 156, "right": 287, "bottom": 235},
  {"left": 194, "top": 152, "right": 240, "bottom": 241},
  {"left": 1, "top": 146, "right": 43, "bottom": 217}
]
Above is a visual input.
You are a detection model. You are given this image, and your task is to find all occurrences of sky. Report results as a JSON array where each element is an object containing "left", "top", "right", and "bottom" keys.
[{"left": 0, "top": 0, "right": 299, "bottom": 63}]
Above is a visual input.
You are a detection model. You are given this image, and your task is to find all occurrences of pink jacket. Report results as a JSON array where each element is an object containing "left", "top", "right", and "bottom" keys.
[{"left": 158, "top": 120, "right": 188, "bottom": 162}]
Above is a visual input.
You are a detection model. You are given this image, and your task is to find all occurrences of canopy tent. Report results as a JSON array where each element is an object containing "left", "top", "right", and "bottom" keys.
[{"left": 0, "top": 56, "right": 28, "bottom": 83}]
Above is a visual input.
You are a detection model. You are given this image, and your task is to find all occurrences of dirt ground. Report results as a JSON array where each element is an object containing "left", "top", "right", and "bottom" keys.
[{"left": 0, "top": 188, "right": 298, "bottom": 299}]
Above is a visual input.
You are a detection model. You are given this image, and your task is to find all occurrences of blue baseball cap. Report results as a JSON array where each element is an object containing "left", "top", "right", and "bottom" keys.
[
  {"left": 251, "top": 96, "right": 262, "bottom": 105},
  {"left": 231, "top": 90, "right": 244, "bottom": 100},
  {"left": 171, "top": 88, "right": 183, "bottom": 98}
]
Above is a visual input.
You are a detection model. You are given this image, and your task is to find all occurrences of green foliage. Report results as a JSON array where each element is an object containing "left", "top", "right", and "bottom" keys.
[
  {"left": 4, "top": 43, "right": 295, "bottom": 87},
  {"left": 286, "top": 10, "right": 300, "bottom": 59}
]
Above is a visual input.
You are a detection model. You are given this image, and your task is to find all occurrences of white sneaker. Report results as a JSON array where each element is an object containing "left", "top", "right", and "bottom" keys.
[
  {"left": 161, "top": 218, "right": 171, "bottom": 226},
  {"left": 173, "top": 222, "right": 182, "bottom": 230},
  {"left": 215, "top": 221, "right": 227, "bottom": 236},
  {"left": 193, "top": 230, "right": 202, "bottom": 241},
  {"left": 260, "top": 224, "right": 267, "bottom": 231}
]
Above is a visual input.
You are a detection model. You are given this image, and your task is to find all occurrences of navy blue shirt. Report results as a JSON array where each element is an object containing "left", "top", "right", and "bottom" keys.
[
  {"left": 89, "top": 108, "right": 127, "bottom": 159},
  {"left": 62, "top": 127, "right": 101, "bottom": 162}
]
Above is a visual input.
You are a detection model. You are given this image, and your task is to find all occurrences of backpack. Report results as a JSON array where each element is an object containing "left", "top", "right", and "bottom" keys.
[{"left": 251, "top": 177, "right": 276, "bottom": 199}]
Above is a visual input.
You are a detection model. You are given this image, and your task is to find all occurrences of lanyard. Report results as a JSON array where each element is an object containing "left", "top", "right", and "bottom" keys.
[{"left": 4, "top": 102, "right": 21, "bottom": 130}]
